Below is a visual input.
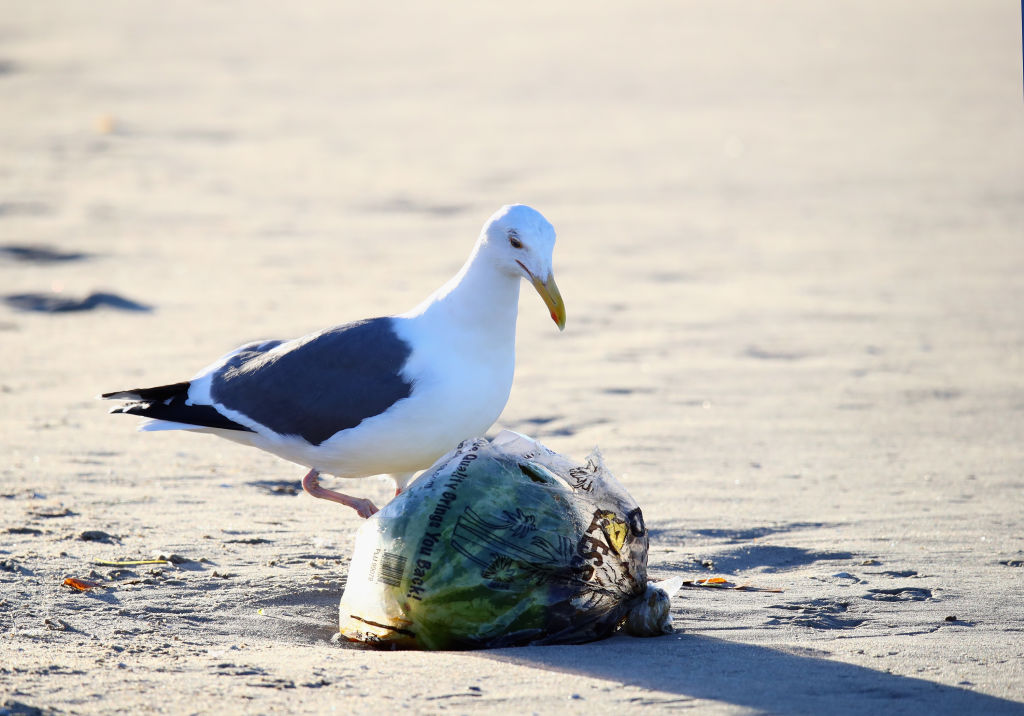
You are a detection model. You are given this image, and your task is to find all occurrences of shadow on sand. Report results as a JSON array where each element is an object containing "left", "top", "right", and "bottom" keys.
[{"left": 482, "top": 633, "right": 1024, "bottom": 715}]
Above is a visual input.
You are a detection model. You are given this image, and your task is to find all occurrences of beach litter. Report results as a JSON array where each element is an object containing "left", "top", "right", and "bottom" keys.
[
  {"left": 339, "top": 430, "right": 680, "bottom": 650},
  {"left": 682, "top": 577, "right": 782, "bottom": 593},
  {"left": 62, "top": 577, "right": 102, "bottom": 591}
]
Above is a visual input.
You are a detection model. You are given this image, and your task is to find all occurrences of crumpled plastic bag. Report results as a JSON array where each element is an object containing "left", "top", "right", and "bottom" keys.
[{"left": 338, "top": 430, "right": 680, "bottom": 650}]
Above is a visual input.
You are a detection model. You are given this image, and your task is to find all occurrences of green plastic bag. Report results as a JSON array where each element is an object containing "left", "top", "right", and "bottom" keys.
[{"left": 339, "top": 431, "right": 679, "bottom": 650}]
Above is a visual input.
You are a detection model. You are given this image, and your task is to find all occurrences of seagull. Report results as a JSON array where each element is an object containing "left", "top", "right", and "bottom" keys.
[{"left": 102, "top": 204, "right": 565, "bottom": 518}]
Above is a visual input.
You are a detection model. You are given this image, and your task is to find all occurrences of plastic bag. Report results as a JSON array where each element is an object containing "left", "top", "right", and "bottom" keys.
[{"left": 338, "top": 430, "right": 679, "bottom": 650}]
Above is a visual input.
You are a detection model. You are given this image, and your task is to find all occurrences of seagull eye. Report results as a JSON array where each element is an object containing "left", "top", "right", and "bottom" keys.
[{"left": 509, "top": 237, "right": 523, "bottom": 249}]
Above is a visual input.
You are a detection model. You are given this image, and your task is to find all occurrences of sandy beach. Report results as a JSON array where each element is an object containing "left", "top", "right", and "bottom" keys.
[{"left": 2, "top": 1, "right": 1023, "bottom": 713}]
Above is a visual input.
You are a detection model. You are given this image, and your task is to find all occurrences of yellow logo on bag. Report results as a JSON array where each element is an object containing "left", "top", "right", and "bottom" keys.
[{"left": 599, "top": 511, "right": 628, "bottom": 553}]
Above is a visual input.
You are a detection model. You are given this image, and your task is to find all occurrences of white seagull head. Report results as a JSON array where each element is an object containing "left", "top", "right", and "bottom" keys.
[{"left": 480, "top": 204, "right": 566, "bottom": 331}]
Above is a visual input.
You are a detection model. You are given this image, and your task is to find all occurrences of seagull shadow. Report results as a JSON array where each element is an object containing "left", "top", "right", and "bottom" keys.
[
  {"left": 704, "top": 545, "right": 855, "bottom": 575},
  {"left": 481, "top": 634, "right": 1024, "bottom": 715},
  {"left": 649, "top": 521, "right": 836, "bottom": 545}
]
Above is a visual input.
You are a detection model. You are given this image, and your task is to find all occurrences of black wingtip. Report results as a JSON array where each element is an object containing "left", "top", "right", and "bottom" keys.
[
  {"left": 101, "top": 390, "right": 139, "bottom": 401},
  {"left": 100, "top": 381, "right": 190, "bottom": 403},
  {"left": 104, "top": 391, "right": 255, "bottom": 434}
]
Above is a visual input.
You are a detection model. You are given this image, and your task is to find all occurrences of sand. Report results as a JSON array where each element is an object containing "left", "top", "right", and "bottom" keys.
[{"left": 2, "top": 0, "right": 1023, "bottom": 713}]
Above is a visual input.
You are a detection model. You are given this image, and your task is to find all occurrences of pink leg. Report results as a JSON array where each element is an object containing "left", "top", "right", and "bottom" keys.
[
  {"left": 301, "top": 468, "right": 378, "bottom": 518},
  {"left": 392, "top": 471, "right": 415, "bottom": 497}
]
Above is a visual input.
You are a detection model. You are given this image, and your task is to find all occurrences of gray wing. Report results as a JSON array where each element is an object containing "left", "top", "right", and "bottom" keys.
[{"left": 210, "top": 318, "right": 413, "bottom": 445}]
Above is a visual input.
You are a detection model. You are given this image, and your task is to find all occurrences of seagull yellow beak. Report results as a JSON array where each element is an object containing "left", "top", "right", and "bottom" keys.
[{"left": 531, "top": 272, "right": 566, "bottom": 331}]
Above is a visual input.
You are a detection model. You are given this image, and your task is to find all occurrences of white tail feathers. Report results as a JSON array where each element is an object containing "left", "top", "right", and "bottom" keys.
[{"left": 138, "top": 419, "right": 205, "bottom": 432}]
